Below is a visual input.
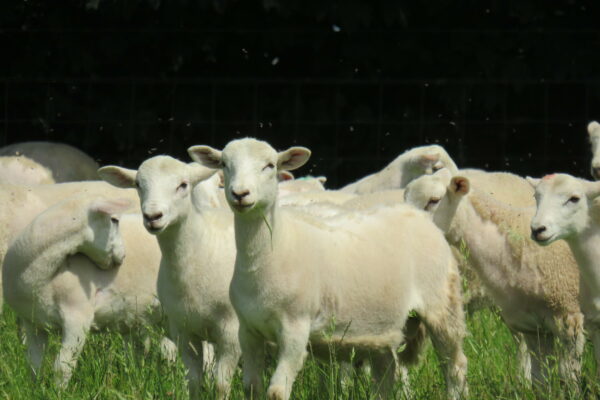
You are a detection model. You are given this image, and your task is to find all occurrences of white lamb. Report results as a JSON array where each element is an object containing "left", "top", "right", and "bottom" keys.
[
  {"left": 588, "top": 121, "right": 600, "bottom": 180},
  {"left": 0, "top": 141, "right": 100, "bottom": 182},
  {"left": 0, "top": 156, "right": 55, "bottom": 185},
  {"left": 339, "top": 144, "right": 455, "bottom": 194},
  {"left": 189, "top": 138, "right": 468, "bottom": 400},
  {"left": 98, "top": 157, "right": 239, "bottom": 399},
  {"left": 0, "top": 181, "right": 139, "bottom": 312},
  {"left": 2, "top": 195, "right": 176, "bottom": 386},
  {"left": 529, "top": 173, "right": 600, "bottom": 373},
  {"left": 404, "top": 170, "right": 584, "bottom": 386}
]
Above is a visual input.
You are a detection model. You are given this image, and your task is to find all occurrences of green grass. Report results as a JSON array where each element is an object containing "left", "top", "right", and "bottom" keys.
[{"left": 1, "top": 305, "right": 599, "bottom": 399}]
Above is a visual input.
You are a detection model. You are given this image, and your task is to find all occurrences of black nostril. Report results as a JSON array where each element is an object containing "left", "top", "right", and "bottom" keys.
[
  {"left": 532, "top": 226, "right": 546, "bottom": 237},
  {"left": 143, "top": 212, "right": 163, "bottom": 222},
  {"left": 231, "top": 189, "right": 250, "bottom": 201}
]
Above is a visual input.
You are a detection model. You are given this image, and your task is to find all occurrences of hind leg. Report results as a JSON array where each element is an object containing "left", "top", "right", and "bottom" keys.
[
  {"left": 553, "top": 314, "right": 584, "bottom": 385},
  {"left": 370, "top": 350, "right": 399, "bottom": 400},
  {"left": 23, "top": 320, "right": 48, "bottom": 379},
  {"left": 54, "top": 307, "right": 94, "bottom": 388},
  {"left": 419, "top": 275, "right": 468, "bottom": 399}
]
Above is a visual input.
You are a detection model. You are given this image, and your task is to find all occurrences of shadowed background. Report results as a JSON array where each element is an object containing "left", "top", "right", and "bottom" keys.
[{"left": 2, "top": 0, "right": 599, "bottom": 186}]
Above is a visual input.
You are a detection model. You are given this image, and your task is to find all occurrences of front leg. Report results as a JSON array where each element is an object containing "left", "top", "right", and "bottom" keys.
[
  {"left": 54, "top": 308, "right": 94, "bottom": 388},
  {"left": 170, "top": 321, "right": 204, "bottom": 399},
  {"left": 267, "top": 318, "right": 310, "bottom": 400},
  {"left": 23, "top": 320, "right": 48, "bottom": 379},
  {"left": 239, "top": 323, "right": 266, "bottom": 399}
]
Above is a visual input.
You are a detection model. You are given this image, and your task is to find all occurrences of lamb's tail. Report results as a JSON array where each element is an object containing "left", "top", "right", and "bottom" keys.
[{"left": 398, "top": 315, "right": 427, "bottom": 365}]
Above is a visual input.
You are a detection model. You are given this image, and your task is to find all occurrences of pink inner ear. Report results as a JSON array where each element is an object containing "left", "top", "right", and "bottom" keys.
[
  {"left": 453, "top": 178, "right": 469, "bottom": 194},
  {"left": 278, "top": 171, "right": 294, "bottom": 181},
  {"left": 542, "top": 174, "right": 556, "bottom": 181}
]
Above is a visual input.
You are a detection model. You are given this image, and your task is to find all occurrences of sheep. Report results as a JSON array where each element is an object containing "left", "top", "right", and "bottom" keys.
[
  {"left": 98, "top": 157, "right": 240, "bottom": 400},
  {"left": 189, "top": 138, "right": 468, "bottom": 400},
  {"left": 0, "top": 181, "right": 139, "bottom": 312},
  {"left": 0, "top": 141, "right": 99, "bottom": 182},
  {"left": 0, "top": 156, "right": 55, "bottom": 185},
  {"left": 277, "top": 175, "right": 327, "bottom": 197},
  {"left": 588, "top": 121, "right": 600, "bottom": 180},
  {"left": 403, "top": 170, "right": 584, "bottom": 386},
  {"left": 2, "top": 194, "right": 176, "bottom": 386},
  {"left": 529, "top": 173, "right": 600, "bottom": 374},
  {"left": 339, "top": 144, "right": 457, "bottom": 194}
]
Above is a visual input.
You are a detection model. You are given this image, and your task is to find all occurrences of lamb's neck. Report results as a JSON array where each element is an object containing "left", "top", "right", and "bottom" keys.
[
  {"left": 566, "top": 224, "right": 600, "bottom": 296},
  {"left": 234, "top": 204, "right": 280, "bottom": 272},
  {"left": 447, "top": 198, "right": 514, "bottom": 288},
  {"left": 157, "top": 208, "right": 211, "bottom": 273},
  {"left": 17, "top": 225, "right": 87, "bottom": 287}
]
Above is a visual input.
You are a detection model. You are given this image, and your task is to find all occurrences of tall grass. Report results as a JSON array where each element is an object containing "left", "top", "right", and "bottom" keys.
[{"left": 0, "top": 305, "right": 598, "bottom": 399}]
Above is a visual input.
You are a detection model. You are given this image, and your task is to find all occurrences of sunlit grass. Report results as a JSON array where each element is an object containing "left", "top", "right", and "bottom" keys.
[{"left": 1, "top": 304, "right": 599, "bottom": 399}]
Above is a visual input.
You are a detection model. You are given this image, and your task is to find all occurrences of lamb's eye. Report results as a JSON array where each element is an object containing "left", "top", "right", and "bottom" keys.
[
  {"left": 425, "top": 198, "right": 441, "bottom": 209},
  {"left": 568, "top": 196, "right": 580, "bottom": 204},
  {"left": 263, "top": 163, "right": 275, "bottom": 171},
  {"left": 178, "top": 182, "right": 188, "bottom": 191},
  {"left": 110, "top": 217, "right": 119, "bottom": 225}
]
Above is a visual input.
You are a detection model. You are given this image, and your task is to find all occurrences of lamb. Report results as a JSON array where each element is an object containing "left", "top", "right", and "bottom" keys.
[
  {"left": 0, "top": 156, "right": 55, "bottom": 185},
  {"left": 0, "top": 181, "right": 139, "bottom": 312},
  {"left": 98, "top": 157, "right": 240, "bottom": 400},
  {"left": 0, "top": 141, "right": 99, "bottom": 182},
  {"left": 339, "top": 144, "right": 456, "bottom": 194},
  {"left": 588, "top": 121, "right": 600, "bottom": 180},
  {"left": 529, "top": 173, "right": 600, "bottom": 374},
  {"left": 2, "top": 195, "right": 176, "bottom": 386},
  {"left": 403, "top": 170, "right": 584, "bottom": 386},
  {"left": 189, "top": 138, "right": 468, "bottom": 400}
]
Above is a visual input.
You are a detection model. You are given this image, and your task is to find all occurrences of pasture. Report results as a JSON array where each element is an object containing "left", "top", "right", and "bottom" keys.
[{"left": 1, "top": 304, "right": 597, "bottom": 399}]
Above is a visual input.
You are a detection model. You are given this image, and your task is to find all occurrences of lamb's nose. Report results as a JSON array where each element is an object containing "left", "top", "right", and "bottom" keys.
[
  {"left": 231, "top": 189, "right": 250, "bottom": 202},
  {"left": 143, "top": 212, "right": 163, "bottom": 222},
  {"left": 531, "top": 225, "right": 546, "bottom": 240}
]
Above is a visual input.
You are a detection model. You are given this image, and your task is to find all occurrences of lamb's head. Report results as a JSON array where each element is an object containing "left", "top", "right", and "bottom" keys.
[
  {"left": 529, "top": 173, "right": 600, "bottom": 245},
  {"left": 588, "top": 121, "right": 600, "bottom": 180},
  {"left": 189, "top": 138, "right": 311, "bottom": 216},
  {"left": 399, "top": 144, "right": 459, "bottom": 187},
  {"left": 98, "top": 156, "right": 215, "bottom": 234},
  {"left": 78, "top": 197, "right": 131, "bottom": 270},
  {"left": 404, "top": 169, "right": 470, "bottom": 233}
]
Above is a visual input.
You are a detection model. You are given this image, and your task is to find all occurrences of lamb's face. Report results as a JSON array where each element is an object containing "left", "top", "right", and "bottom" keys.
[
  {"left": 404, "top": 168, "right": 452, "bottom": 214},
  {"left": 80, "top": 200, "right": 129, "bottom": 270},
  {"left": 189, "top": 138, "right": 311, "bottom": 216},
  {"left": 219, "top": 139, "right": 280, "bottom": 214},
  {"left": 530, "top": 174, "right": 592, "bottom": 245},
  {"left": 98, "top": 156, "right": 215, "bottom": 234},
  {"left": 403, "top": 169, "right": 468, "bottom": 233},
  {"left": 588, "top": 122, "right": 600, "bottom": 180}
]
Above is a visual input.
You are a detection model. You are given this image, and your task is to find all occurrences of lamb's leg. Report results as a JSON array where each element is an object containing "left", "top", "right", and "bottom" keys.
[
  {"left": 202, "top": 341, "right": 216, "bottom": 375},
  {"left": 420, "top": 275, "right": 468, "bottom": 399},
  {"left": 522, "top": 332, "right": 554, "bottom": 388},
  {"left": 181, "top": 335, "right": 205, "bottom": 399},
  {"left": 239, "top": 323, "right": 266, "bottom": 399},
  {"left": 512, "top": 331, "right": 532, "bottom": 383},
  {"left": 54, "top": 309, "right": 93, "bottom": 388},
  {"left": 23, "top": 320, "right": 47, "bottom": 379},
  {"left": 370, "top": 350, "right": 399, "bottom": 399},
  {"left": 213, "top": 325, "right": 242, "bottom": 400},
  {"left": 266, "top": 319, "right": 310, "bottom": 400},
  {"left": 159, "top": 336, "right": 178, "bottom": 364},
  {"left": 554, "top": 314, "right": 584, "bottom": 386}
]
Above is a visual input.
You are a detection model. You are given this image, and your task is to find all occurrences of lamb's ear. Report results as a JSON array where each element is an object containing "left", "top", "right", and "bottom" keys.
[
  {"left": 277, "top": 147, "right": 311, "bottom": 171},
  {"left": 98, "top": 166, "right": 137, "bottom": 188},
  {"left": 277, "top": 171, "right": 294, "bottom": 181},
  {"left": 449, "top": 176, "right": 470, "bottom": 196},
  {"left": 584, "top": 180, "right": 600, "bottom": 199},
  {"left": 188, "top": 163, "right": 218, "bottom": 186},
  {"left": 417, "top": 152, "right": 441, "bottom": 167},
  {"left": 188, "top": 145, "right": 223, "bottom": 169},
  {"left": 526, "top": 176, "right": 541, "bottom": 189},
  {"left": 588, "top": 121, "right": 600, "bottom": 136},
  {"left": 217, "top": 170, "right": 225, "bottom": 188},
  {"left": 90, "top": 198, "right": 133, "bottom": 216},
  {"left": 317, "top": 176, "right": 327, "bottom": 185}
]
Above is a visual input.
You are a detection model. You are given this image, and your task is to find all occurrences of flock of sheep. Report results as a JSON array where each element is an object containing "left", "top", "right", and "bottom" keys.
[{"left": 2, "top": 123, "right": 600, "bottom": 400}]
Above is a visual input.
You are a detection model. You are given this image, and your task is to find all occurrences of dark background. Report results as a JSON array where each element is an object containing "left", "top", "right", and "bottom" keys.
[{"left": 2, "top": 0, "right": 599, "bottom": 187}]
